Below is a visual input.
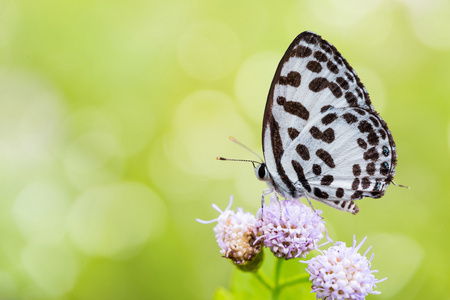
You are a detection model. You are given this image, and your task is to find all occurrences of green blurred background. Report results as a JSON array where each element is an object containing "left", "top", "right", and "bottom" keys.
[{"left": 0, "top": 0, "right": 449, "bottom": 299}]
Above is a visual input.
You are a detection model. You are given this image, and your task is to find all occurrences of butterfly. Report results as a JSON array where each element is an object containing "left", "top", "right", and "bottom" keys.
[{"left": 253, "top": 31, "right": 397, "bottom": 214}]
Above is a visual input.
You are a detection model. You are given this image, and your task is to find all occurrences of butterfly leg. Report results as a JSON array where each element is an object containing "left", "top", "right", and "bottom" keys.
[
  {"left": 264, "top": 192, "right": 283, "bottom": 219},
  {"left": 303, "top": 193, "right": 316, "bottom": 213},
  {"left": 260, "top": 189, "right": 273, "bottom": 219},
  {"left": 274, "top": 195, "right": 283, "bottom": 219}
]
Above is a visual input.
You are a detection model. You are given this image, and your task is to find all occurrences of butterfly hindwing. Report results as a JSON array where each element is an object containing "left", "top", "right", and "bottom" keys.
[{"left": 281, "top": 107, "right": 396, "bottom": 202}]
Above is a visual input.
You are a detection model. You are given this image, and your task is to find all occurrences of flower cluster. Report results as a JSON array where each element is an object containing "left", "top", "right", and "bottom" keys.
[
  {"left": 256, "top": 197, "right": 328, "bottom": 259},
  {"left": 198, "top": 195, "right": 327, "bottom": 263},
  {"left": 304, "top": 236, "right": 386, "bottom": 299},
  {"left": 198, "top": 195, "right": 385, "bottom": 298}
]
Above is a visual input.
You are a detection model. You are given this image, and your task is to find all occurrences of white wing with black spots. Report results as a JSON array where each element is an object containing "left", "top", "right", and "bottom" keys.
[{"left": 260, "top": 31, "right": 397, "bottom": 214}]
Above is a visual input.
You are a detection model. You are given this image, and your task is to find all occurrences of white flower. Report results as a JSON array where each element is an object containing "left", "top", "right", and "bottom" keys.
[
  {"left": 304, "top": 236, "right": 386, "bottom": 300},
  {"left": 197, "top": 195, "right": 262, "bottom": 265}
]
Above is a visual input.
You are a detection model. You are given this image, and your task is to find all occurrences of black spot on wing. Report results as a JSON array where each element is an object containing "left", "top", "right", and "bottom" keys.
[
  {"left": 351, "top": 191, "right": 363, "bottom": 200},
  {"left": 321, "top": 105, "right": 332, "bottom": 113},
  {"left": 353, "top": 164, "right": 361, "bottom": 176},
  {"left": 288, "top": 127, "right": 300, "bottom": 140},
  {"left": 309, "top": 126, "right": 321, "bottom": 139},
  {"left": 296, "top": 144, "right": 310, "bottom": 161},
  {"left": 316, "top": 149, "right": 335, "bottom": 168},
  {"left": 278, "top": 71, "right": 301, "bottom": 87},
  {"left": 355, "top": 108, "right": 366, "bottom": 116},
  {"left": 314, "top": 51, "right": 328, "bottom": 62},
  {"left": 378, "top": 129, "right": 386, "bottom": 140},
  {"left": 345, "top": 72, "right": 354, "bottom": 82},
  {"left": 367, "top": 131, "right": 379, "bottom": 146},
  {"left": 292, "top": 45, "right": 312, "bottom": 58},
  {"left": 370, "top": 116, "right": 380, "bottom": 127},
  {"left": 321, "top": 128, "right": 335, "bottom": 143},
  {"left": 352, "top": 178, "right": 360, "bottom": 190},
  {"left": 328, "top": 82, "right": 342, "bottom": 98},
  {"left": 306, "top": 61, "right": 322, "bottom": 73},
  {"left": 292, "top": 160, "right": 312, "bottom": 193},
  {"left": 334, "top": 55, "right": 344, "bottom": 66},
  {"left": 358, "top": 120, "right": 373, "bottom": 133},
  {"left": 313, "top": 187, "right": 329, "bottom": 199},
  {"left": 276, "top": 96, "right": 309, "bottom": 120},
  {"left": 343, "top": 113, "right": 357, "bottom": 124},
  {"left": 303, "top": 33, "right": 319, "bottom": 45},
  {"left": 326, "top": 61, "right": 339, "bottom": 74},
  {"left": 356, "top": 89, "right": 363, "bottom": 99},
  {"left": 322, "top": 113, "right": 338, "bottom": 125},
  {"left": 310, "top": 127, "right": 335, "bottom": 143},
  {"left": 336, "top": 77, "right": 349, "bottom": 90},
  {"left": 312, "top": 164, "right": 321, "bottom": 175},
  {"left": 361, "top": 177, "right": 370, "bottom": 189},
  {"left": 309, "top": 77, "right": 329, "bottom": 92},
  {"left": 345, "top": 92, "right": 358, "bottom": 106},
  {"left": 320, "top": 41, "right": 333, "bottom": 54},
  {"left": 366, "top": 162, "right": 376, "bottom": 175},
  {"left": 320, "top": 175, "right": 334, "bottom": 186},
  {"left": 357, "top": 138, "right": 367, "bottom": 150},
  {"left": 363, "top": 147, "right": 379, "bottom": 161}
]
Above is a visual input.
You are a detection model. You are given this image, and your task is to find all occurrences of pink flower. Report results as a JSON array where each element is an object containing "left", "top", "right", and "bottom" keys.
[{"left": 256, "top": 197, "right": 328, "bottom": 259}]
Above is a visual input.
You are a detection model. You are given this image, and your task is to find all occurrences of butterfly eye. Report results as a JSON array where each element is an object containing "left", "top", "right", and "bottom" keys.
[
  {"left": 255, "top": 163, "right": 269, "bottom": 181},
  {"left": 258, "top": 164, "right": 266, "bottom": 179}
]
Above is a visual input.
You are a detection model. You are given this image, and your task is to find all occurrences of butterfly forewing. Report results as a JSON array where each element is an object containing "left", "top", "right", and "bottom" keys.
[
  {"left": 263, "top": 32, "right": 372, "bottom": 150},
  {"left": 262, "top": 31, "right": 397, "bottom": 213}
]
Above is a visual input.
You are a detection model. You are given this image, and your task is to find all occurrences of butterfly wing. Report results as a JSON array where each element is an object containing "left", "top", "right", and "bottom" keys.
[
  {"left": 262, "top": 31, "right": 397, "bottom": 212},
  {"left": 280, "top": 106, "right": 396, "bottom": 213}
]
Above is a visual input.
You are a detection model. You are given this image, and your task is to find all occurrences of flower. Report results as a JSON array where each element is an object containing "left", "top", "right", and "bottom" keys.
[
  {"left": 197, "top": 195, "right": 262, "bottom": 267},
  {"left": 256, "top": 196, "right": 328, "bottom": 259},
  {"left": 304, "top": 236, "right": 386, "bottom": 300}
]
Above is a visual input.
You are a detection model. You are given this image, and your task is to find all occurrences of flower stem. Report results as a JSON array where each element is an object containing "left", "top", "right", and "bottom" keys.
[
  {"left": 272, "top": 258, "right": 284, "bottom": 300},
  {"left": 279, "top": 273, "right": 310, "bottom": 289},
  {"left": 254, "top": 270, "right": 273, "bottom": 291}
]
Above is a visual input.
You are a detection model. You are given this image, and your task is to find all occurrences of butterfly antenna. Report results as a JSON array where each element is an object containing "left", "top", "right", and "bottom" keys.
[
  {"left": 391, "top": 180, "right": 410, "bottom": 189},
  {"left": 216, "top": 157, "right": 260, "bottom": 168},
  {"left": 228, "top": 136, "right": 263, "bottom": 162}
]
